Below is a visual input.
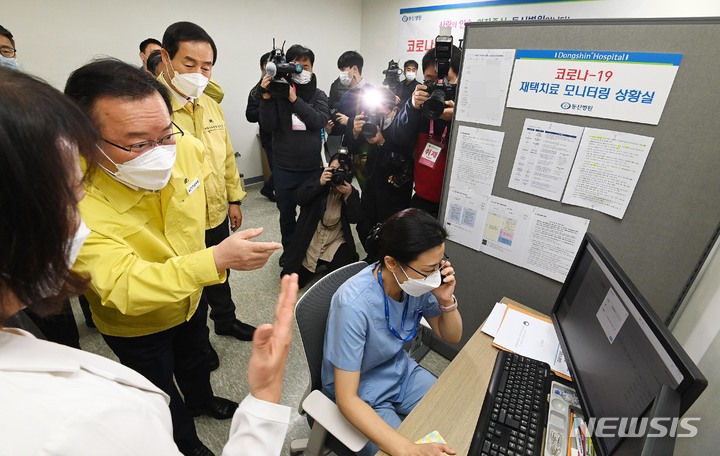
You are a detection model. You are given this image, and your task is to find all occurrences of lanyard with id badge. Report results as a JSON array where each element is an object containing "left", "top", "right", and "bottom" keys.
[{"left": 418, "top": 119, "right": 448, "bottom": 169}]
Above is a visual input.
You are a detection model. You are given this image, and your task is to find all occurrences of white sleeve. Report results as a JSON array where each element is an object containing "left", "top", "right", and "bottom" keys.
[{"left": 221, "top": 394, "right": 291, "bottom": 456}]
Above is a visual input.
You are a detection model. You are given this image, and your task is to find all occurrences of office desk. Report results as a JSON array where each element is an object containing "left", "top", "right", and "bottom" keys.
[{"left": 378, "top": 297, "right": 546, "bottom": 455}]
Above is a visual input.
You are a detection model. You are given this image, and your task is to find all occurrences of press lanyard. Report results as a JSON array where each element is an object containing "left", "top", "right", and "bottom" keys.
[
  {"left": 377, "top": 263, "right": 422, "bottom": 342},
  {"left": 429, "top": 119, "right": 448, "bottom": 144}
]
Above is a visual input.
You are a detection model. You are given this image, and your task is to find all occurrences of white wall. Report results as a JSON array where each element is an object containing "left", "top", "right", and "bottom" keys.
[
  {"left": 671, "top": 237, "right": 720, "bottom": 454},
  {"left": 3, "top": 0, "right": 361, "bottom": 182},
  {"left": 358, "top": 0, "right": 720, "bottom": 88}
]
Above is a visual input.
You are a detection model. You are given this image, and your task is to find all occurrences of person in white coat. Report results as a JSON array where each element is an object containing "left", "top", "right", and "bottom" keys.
[{"left": 0, "top": 66, "right": 295, "bottom": 456}]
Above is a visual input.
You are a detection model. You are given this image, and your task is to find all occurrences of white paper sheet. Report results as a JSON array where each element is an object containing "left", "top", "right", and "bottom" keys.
[
  {"left": 480, "top": 196, "right": 534, "bottom": 266},
  {"left": 444, "top": 189, "right": 488, "bottom": 251},
  {"left": 481, "top": 302, "right": 508, "bottom": 337},
  {"left": 562, "top": 128, "right": 654, "bottom": 219},
  {"left": 477, "top": 196, "right": 590, "bottom": 282},
  {"left": 447, "top": 125, "right": 504, "bottom": 197},
  {"left": 493, "top": 307, "right": 571, "bottom": 378},
  {"left": 509, "top": 119, "right": 584, "bottom": 201},
  {"left": 522, "top": 208, "right": 590, "bottom": 282},
  {"left": 455, "top": 49, "right": 516, "bottom": 126}
]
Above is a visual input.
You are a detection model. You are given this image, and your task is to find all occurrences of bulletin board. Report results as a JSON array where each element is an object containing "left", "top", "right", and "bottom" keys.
[{"left": 436, "top": 18, "right": 720, "bottom": 356}]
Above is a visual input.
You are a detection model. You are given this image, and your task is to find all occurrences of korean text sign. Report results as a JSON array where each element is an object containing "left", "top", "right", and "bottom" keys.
[{"left": 505, "top": 50, "right": 683, "bottom": 125}]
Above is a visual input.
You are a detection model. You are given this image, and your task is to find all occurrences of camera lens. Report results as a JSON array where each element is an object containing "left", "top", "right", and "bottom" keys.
[
  {"left": 361, "top": 121, "right": 377, "bottom": 138},
  {"left": 330, "top": 168, "right": 346, "bottom": 186},
  {"left": 422, "top": 90, "right": 446, "bottom": 119}
]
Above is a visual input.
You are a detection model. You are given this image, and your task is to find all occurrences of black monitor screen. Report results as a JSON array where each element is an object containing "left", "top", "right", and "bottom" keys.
[{"left": 552, "top": 234, "right": 705, "bottom": 456}]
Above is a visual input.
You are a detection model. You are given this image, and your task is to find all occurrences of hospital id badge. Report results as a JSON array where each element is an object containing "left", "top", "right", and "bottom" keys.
[{"left": 418, "top": 139, "right": 443, "bottom": 169}]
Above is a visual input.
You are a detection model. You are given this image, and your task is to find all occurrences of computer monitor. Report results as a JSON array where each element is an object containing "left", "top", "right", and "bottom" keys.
[{"left": 551, "top": 233, "right": 707, "bottom": 456}]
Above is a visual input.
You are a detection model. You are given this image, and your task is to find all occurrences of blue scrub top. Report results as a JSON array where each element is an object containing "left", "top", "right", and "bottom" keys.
[{"left": 321, "top": 264, "right": 442, "bottom": 406}]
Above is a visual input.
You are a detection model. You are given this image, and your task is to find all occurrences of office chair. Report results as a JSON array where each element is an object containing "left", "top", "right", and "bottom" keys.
[{"left": 290, "top": 261, "right": 369, "bottom": 456}]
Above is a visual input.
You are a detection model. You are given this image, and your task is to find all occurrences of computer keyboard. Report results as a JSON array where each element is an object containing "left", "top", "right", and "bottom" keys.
[{"left": 468, "top": 351, "right": 550, "bottom": 456}]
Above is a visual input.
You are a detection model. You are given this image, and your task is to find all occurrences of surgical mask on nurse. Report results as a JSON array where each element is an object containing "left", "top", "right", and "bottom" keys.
[{"left": 391, "top": 266, "right": 442, "bottom": 297}]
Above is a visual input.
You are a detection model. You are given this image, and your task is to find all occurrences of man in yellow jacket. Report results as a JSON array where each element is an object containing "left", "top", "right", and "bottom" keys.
[
  {"left": 65, "top": 58, "right": 282, "bottom": 456},
  {"left": 159, "top": 21, "right": 256, "bottom": 344}
]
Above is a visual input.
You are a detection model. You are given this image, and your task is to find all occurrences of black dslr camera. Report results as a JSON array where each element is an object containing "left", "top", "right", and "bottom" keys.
[
  {"left": 330, "top": 147, "right": 353, "bottom": 186},
  {"left": 386, "top": 151, "right": 413, "bottom": 189},
  {"left": 382, "top": 60, "right": 403, "bottom": 91},
  {"left": 422, "top": 33, "right": 457, "bottom": 120},
  {"left": 265, "top": 40, "right": 302, "bottom": 97},
  {"left": 361, "top": 112, "right": 381, "bottom": 139}
]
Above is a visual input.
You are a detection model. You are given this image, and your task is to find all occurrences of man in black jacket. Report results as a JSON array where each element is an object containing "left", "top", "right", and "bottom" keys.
[
  {"left": 246, "top": 51, "right": 275, "bottom": 201},
  {"left": 280, "top": 154, "right": 362, "bottom": 288},
  {"left": 347, "top": 88, "right": 414, "bottom": 252},
  {"left": 258, "top": 44, "right": 330, "bottom": 257}
]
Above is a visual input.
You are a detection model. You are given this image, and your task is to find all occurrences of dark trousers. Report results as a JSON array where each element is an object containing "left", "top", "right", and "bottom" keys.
[
  {"left": 359, "top": 175, "right": 413, "bottom": 249},
  {"left": 25, "top": 300, "right": 80, "bottom": 349},
  {"left": 273, "top": 168, "right": 318, "bottom": 249},
  {"left": 261, "top": 135, "right": 274, "bottom": 193},
  {"left": 202, "top": 216, "right": 236, "bottom": 326},
  {"left": 410, "top": 194, "right": 440, "bottom": 219},
  {"left": 102, "top": 303, "right": 213, "bottom": 453},
  {"left": 296, "top": 242, "right": 358, "bottom": 288}
]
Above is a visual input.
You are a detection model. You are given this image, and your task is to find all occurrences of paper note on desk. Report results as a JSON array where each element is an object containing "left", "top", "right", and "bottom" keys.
[
  {"left": 415, "top": 430, "right": 447, "bottom": 444},
  {"left": 481, "top": 302, "right": 507, "bottom": 337},
  {"left": 492, "top": 306, "right": 571, "bottom": 379}
]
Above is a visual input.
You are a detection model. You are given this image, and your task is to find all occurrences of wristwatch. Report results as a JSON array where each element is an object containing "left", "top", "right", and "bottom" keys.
[{"left": 228, "top": 201, "right": 242, "bottom": 206}]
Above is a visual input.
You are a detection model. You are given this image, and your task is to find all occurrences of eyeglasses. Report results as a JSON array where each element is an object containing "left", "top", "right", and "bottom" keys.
[
  {"left": 402, "top": 253, "right": 450, "bottom": 279},
  {"left": 102, "top": 121, "right": 184, "bottom": 155},
  {"left": 0, "top": 46, "right": 17, "bottom": 58}
]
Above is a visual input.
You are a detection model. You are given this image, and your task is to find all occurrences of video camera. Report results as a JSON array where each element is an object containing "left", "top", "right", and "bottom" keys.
[
  {"left": 265, "top": 40, "right": 302, "bottom": 97},
  {"left": 421, "top": 32, "right": 457, "bottom": 120},
  {"left": 330, "top": 147, "right": 353, "bottom": 186},
  {"left": 381, "top": 60, "right": 403, "bottom": 91}
]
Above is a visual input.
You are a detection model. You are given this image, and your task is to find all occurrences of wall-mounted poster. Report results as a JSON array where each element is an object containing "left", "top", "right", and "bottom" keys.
[{"left": 505, "top": 50, "right": 682, "bottom": 125}]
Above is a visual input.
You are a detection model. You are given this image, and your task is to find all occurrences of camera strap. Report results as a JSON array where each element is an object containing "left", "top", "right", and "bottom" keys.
[{"left": 419, "top": 120, "right": 447, "bottom": 169}]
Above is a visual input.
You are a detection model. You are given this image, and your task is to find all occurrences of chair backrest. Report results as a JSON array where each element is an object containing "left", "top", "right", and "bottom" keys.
[{"left": 295, "top": 261, "right": 368, "bottom": 393}]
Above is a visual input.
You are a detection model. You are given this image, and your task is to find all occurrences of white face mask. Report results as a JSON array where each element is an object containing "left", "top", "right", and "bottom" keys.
[
  {"left": 405, "top": 71, "right": 416, "bottom": 82},
  {"left": 0, "top": 55, "right": 19, "bottom": 71},
  {"left": 292, "top": 69, "right": 312, "bottom": 85},
  {"left": 339, "top": 70, "right": 352, "bottom": 87},
  {"left": 67, "top": 219, "right": 91, "bottom": 267},
  {"left": 171, "top": 68, "right": 209, "bottom": 99},
  {"left": 391, "top": 265, "right": 442, "bottom": 297},
  {"left": 98, "top": 144, "right": 176, "bottom": 191}
]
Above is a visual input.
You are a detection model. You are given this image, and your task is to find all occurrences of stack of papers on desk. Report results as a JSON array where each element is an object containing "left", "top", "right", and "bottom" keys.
[{"left": 482, "top": 303, "right": 571, "bottom": 380}]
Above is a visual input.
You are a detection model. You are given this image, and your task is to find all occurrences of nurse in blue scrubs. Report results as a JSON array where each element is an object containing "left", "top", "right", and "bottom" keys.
[{"left": 322, "top": 208, "right": 463, "bottom": 456}]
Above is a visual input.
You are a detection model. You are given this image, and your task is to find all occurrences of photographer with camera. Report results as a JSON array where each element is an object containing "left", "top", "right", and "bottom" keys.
[
  {"left": 280, "top": 152, "right": 362, "bottom": 288},
  {"left": 258, "top": 44, "right": 330, "bottom": 257},
  {"left": 347, "top": 88, "right": 414, "bottom": 253},
  {"left": 390, "top": 35, "right": 462, "bottom": 218}
]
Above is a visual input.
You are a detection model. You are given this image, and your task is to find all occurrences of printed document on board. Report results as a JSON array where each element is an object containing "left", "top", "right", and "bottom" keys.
[
  {"left": 509, "top": 118, "right": 584, "bottom": 201},
  {"left": 562, "top": 128, "right": 654, "bottom": 219},
  {"left": 478, "top": 196, "right": 590, "bottom": 282},
  {"left": 447, "top": 125, "right": 504, "bottom": 197},
  {"left": 444, "top": 189, "right": 488, "bottom": 251},
  {"left": 522, "top": 208, "right": 590, "bottom": 282},
  {"left": 455, "top": 49, "right": 515, "bottom": 126}
]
